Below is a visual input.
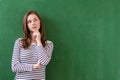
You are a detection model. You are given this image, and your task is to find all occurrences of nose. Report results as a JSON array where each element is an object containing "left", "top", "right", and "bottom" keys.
[{"left": 31, "top": 20, "right": 35, "bottom": 25}]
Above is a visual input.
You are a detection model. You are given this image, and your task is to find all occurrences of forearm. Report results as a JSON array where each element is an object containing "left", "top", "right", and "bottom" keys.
[
  {"left": 35, "top": 41, "right": 53, "bottom": 66},
  {"left": 12, "top": 62, "right": 33, "bottom": 72},
  {"left": 36, "top": 46, "right": 50, "bottom": 65},
  {"left": 32, "top": 61, "right": 41, "bottom": 70}
]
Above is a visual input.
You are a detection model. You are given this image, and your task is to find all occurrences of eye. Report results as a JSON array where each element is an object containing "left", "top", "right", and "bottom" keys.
[
  {"left": 27, "top": 20, "right": 31, "bottom": 24},
  {"left": 33, "top": 18, "right": 37, "bottom": 22}
]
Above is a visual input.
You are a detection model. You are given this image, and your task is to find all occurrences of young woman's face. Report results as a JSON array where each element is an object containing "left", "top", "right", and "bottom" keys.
[{"left": 27, "top": 14, "right": 40, "bottom": 33}]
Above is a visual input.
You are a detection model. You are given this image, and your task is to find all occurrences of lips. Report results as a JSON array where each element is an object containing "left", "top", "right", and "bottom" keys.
[{"left": 32, "top": 26, "right": 36, "bottom": 29}]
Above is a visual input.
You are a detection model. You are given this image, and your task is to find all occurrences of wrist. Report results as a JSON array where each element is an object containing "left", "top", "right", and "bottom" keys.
[
  {"left": 37, "top": 41, "right": 42, "bottom": 46},
  {"left": 33, "top": 63, "right": 41, "bottom": 70},
  {"left": 33, "top": 64, "right": 37, "bottom": 70}
]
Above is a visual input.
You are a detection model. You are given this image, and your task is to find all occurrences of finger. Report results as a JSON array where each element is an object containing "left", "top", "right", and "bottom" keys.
[{"left": 37, "top": 60, "right": 40, "bottom": 64}]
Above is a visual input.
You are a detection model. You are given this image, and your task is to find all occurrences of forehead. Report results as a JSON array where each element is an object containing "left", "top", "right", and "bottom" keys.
[{"left": 27, "top": 14, "right": 39, "bottom": 20}]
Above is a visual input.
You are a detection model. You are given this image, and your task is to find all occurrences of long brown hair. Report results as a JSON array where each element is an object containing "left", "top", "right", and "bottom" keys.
[{"left": 21, "top": 10, "right": 46, "bottom": 49}]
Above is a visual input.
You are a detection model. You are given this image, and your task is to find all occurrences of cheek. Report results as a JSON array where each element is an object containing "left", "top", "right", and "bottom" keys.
[
  {"left": 37, "top": 22, "right": 41, "bottom": 29},
  {"left": 27, "top": 24, "right": 32, "bottom": 30},
  {"left": 38, "top": 21, "right": 40, "bottom": 25}
]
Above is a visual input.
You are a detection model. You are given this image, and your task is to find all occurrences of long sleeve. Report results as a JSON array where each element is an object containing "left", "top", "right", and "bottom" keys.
[
  {"left": 35, "top": 40, "right": 54, "bottom": 66},
  {"left": 11, "top": 38, "right": 33, "bottom": 72}
]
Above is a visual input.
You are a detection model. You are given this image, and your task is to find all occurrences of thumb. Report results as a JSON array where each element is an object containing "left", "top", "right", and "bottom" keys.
[{"left": 37, "top": 60, "right": 40, "bottom": 64}]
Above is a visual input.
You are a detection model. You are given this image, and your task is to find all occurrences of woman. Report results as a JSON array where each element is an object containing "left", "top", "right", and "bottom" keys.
[{"left": 11, "top": 10, "right": 54, "bottom": 80}]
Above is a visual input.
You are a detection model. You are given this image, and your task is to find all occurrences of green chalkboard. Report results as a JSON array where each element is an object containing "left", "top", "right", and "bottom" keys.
[{"left": 0, "top": 0, "right": 120, "bottom": 80}]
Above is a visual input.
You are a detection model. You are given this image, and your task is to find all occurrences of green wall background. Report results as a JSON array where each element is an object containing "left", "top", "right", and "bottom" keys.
[{"left": 0, "top": 0, "right": 120, "bottom": 80}]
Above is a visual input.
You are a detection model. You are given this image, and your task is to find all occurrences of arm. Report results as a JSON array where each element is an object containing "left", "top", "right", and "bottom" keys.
[
  {"left": 11, "top": 38, "right": 33, "bottom": 72},
  {"left": 35, "top": 41, "right": 54, "bottom": 66}
]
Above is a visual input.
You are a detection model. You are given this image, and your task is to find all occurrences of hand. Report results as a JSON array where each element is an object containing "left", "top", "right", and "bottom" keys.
[
  {"left": 33, "top": 60, "right": 41, "bottom": 70},
  {"left": 32, "top": 30, "right": 42, "bottom": 45}
]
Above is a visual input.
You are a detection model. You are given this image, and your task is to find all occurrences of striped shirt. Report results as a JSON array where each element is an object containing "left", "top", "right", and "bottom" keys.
[{"left": 11, "top": 38, "right": 54, "bottom": 80}]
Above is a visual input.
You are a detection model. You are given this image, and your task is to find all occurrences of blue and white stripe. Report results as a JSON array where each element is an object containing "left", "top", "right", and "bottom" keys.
[{"left": 11, "top": 38, "right": 54, "bottom": 80}]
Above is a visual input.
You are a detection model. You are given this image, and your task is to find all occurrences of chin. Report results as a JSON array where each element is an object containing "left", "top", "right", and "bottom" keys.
[{"left": 32, "top": 29, "right": 39, "bottom": 32}]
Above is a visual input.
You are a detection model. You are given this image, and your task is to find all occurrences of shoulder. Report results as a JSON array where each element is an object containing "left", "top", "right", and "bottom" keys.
[
  {"left": 15, "top": 38, "right": 22, "bottom": 43},
  {"left": 46, "top": 40, "right": 53, "bottom": 44},
  {"left": 45, "top": 40, "right": 54, "bottom": 46},
  {"left": 14, "top": 38, "right": 23, "bottom": 46},
  {"left": 15, "top": 38, "right": 22, "bottom": 41}
]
